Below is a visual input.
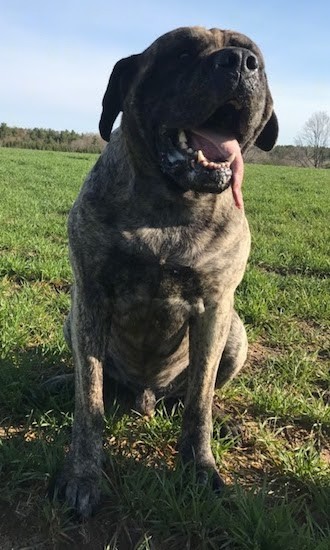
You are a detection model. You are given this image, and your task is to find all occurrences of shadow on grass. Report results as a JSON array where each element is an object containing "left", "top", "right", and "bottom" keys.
[
  {"left": 0, "top": 347, "right": 329, "bottom": 548},
  {"left": 1, "top": 441, "right": 329, "bottom": 549},
  {"left": 0, "top": 345, "right": 148, "bottom": 421},
  {"left": 0, "top": 347, "right": 74, "bottom": 422},
  {"left": 245, "top": 399, "right": 330, "bottom": 435}
]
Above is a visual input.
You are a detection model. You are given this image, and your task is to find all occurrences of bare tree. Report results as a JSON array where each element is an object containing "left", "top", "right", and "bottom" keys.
[{"left": 294, "top": 111, "right": 330, "bottom": 168}]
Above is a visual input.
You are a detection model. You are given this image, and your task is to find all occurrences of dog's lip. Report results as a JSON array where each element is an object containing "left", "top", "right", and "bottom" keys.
[{"left": 160, "top": 97, "right": 245, "bottom": 153}]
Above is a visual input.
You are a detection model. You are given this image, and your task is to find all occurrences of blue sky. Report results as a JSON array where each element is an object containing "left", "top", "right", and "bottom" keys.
[{"left": 1, "top": 0, "right": 329, "bottom": 144}]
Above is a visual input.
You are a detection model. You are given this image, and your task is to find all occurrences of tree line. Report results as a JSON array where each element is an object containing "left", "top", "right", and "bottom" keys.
[
  {"left": 0, "top": 123, "right": 104, "bottom": 153},
  {"left": 1, "top": 111, "right": 330, "bottom": 167}
]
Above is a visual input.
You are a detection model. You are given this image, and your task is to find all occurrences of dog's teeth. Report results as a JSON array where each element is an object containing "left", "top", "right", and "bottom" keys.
[
  {"left": 178, "top": 130, "right": 188, "bottom": 149},
  {"left": 197, "top": 150, "right": 206, "bottom": 163},
  {"left": 197, "top": 154, "right": 231, "bottom": 171},
  {"left": 200, "top": 160, "right": 230, "bottom": 171},
  {"left": 187, "top": 147, "right": 193, "bottom": 154}
]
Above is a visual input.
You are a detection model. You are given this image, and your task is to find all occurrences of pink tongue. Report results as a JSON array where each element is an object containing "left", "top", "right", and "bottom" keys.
[
  {"left": 189, "top": 128, "right": 245, "bottom": 209},
  {"left": 189, "top": 128, "right": 236, "bottom": 161}
]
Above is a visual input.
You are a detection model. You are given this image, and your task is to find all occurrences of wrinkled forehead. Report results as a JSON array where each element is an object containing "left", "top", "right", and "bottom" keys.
[{"left": 144, "top": 26, "right": 263, "bottom": 60}]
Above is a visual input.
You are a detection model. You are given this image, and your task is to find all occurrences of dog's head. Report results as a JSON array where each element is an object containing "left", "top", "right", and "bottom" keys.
[{"left": 99, "top": 26, "right": 278, "bottom": 198}]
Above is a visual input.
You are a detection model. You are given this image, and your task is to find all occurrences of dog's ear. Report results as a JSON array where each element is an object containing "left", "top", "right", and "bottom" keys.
[
  {"left": 255, "top": 111, "right": 279, "bottom": 151},
  {"left": 99, "top": 54, "right": 140, "bottom": 142}
]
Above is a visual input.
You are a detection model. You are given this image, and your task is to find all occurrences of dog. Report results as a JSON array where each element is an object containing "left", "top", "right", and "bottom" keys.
[{"left": 55, "top": 26, "right": 278, "bottom": 517}]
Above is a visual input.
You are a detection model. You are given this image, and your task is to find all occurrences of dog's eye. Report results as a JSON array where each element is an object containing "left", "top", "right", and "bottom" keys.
[{"left": 179, "top": 51, "right": 191, "bottom": 61}]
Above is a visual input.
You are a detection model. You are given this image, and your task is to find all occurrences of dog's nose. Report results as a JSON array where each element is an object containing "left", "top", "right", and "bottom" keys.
[{"left": 213, "top": 47, "right": 259, "bottom": 73}]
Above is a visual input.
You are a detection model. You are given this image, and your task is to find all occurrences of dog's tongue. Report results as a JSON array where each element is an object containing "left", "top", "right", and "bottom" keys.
[
  {"left": 189, "top": 128, "right": 234, "bottom": 162},
  {"left": 189, "top": 128, "right": 244, "bottom": 209}
]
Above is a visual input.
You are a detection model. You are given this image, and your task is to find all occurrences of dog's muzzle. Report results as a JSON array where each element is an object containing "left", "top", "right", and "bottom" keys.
[{"left": 156, "top": 47, "right": 261, "bottom": 195}]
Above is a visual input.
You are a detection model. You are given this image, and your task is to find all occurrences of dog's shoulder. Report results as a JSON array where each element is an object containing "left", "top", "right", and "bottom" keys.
[{"left": 70, "top": 128, "right": 132, "bottom": 221}]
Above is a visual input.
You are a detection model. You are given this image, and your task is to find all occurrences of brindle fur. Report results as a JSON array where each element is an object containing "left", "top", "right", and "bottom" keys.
[{"left": 55, "top": 26, "right": 278, "bottom": 517}]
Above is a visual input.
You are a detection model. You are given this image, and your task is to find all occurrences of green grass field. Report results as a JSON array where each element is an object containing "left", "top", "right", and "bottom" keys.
[{"left": 0, "top": 147, "right": 329, "bottom": 549}]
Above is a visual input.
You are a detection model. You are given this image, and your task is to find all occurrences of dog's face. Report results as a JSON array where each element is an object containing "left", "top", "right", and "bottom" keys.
[{"left": 99, "top": 26, "right": 278, "bottom": 194}]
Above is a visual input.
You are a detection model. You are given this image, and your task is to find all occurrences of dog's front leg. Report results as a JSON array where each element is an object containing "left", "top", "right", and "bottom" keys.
[
  {"left": 55, "top": 289, "right": 105, "bottom": 517},
  {"left": 179, "top": 297, "right": 233, "bottom": 490}
]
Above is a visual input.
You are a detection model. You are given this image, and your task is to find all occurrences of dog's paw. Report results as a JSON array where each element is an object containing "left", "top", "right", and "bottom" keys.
[
  {"left": 50, "top": 470, "right": 101, "bottom": 519},
  {"left": 41, "top": 373, "right": 74, "bottom": 394},
  {"left": 135, "top": 388, "right": 156, "bottom": 417},
  {"left": 217, "top": 420, "right": 243, "bottom": 445},
  {"left": 212, "top": 406, "right": 243, "bottom": 446},
  {"left": 179, "top": 439, "right": 225, "bottom": 494},
  {"left": 196, "top": 464, "right": 225, "bottom": 493}
]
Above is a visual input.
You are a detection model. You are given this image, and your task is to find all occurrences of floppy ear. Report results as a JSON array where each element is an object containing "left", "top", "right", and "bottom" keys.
[
  {"left": 255, "top": 111, "right": 279, "bottom": 151},
  {"left": 99, "top": 54, "right": 140, "bottom": 142}
]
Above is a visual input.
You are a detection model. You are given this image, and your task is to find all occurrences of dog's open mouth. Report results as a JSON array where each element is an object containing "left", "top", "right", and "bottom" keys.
[
  {"left": 158, "top": 102, "right": 245, "bottom": 205},
  {"left": 178, "top": 128, "right": 236, "bottom": 172}
]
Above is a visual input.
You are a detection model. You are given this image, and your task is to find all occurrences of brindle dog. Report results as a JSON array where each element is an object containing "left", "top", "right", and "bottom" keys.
[{"left": 55, "top": 26, "right": 278, "bottom": 517}]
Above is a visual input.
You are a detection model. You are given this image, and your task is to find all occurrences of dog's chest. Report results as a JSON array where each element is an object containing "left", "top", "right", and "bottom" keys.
[{"left": 101, "top": 251, "right": 205, "bottom": 336}]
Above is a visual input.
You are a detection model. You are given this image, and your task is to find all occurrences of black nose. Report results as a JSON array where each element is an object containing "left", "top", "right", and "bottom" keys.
[{"left": 213, "top": 47, "right": 259, "bottom": 73}]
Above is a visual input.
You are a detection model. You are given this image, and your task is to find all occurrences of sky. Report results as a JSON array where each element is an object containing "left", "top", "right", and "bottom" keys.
[{"left": 1, "top": 0, "right": 329, "bottom": 145}]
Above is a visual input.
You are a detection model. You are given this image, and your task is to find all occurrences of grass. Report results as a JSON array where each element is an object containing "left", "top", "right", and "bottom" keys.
[{"left": 0, "top": 147, "right": 329, "bottom": 549}]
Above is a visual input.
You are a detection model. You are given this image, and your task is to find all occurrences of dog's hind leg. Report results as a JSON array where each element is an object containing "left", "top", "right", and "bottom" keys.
[
  {"left": 40, "top": 310, "right": 75, "bottom": 394},
  {"left": 63, "top": 310, "right": 72, "bottom": 350},
  {"left": 216, "top": 309, "right": 248, "bottom": 388}
]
